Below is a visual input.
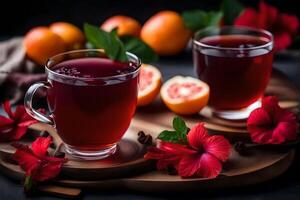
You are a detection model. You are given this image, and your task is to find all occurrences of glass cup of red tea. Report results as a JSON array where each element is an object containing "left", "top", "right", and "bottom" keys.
[
  {"left": 193, "top": 26, "right": 274, "bottom": 120},
  {"left": 24, "top": 49, "right": 141, "bottom": 160}
]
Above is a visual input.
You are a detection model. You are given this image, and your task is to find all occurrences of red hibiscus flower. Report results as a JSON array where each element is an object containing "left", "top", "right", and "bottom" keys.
[
  {"left": 145, "top": 141, "right": 195, "bottom": 171},
  {"left": 247, "top": 96, "right": 298, "bottom": 144},
  {"left": 234, "top": 1, "right": 299, "bottom": 51},
  {"left": 145, "top": 123, "right": 231, "bottom": 178},
  {"left": 0, "top": 101, "right": 39, "bottom": 142},
  {"left": 12, "top": 136, "right": 67, "bottom": 182}
]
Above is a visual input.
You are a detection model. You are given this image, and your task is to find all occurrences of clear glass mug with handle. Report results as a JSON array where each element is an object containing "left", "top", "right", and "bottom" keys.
[{"left": 24, "top": 49, "right": 141, "bottom": 160}]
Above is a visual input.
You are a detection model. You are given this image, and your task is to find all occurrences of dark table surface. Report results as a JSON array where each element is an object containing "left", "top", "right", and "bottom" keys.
[{"left": 0, "top": 52, "right": 300, "bottom": 199}]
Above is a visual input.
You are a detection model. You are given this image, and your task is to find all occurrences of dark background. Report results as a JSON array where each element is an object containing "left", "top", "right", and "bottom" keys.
[
  {"left": 0, "top": 0, "right": 299, "bottom": 37},
  {"left": 0, "top": 0, "right": 300, "bottom": 199}
]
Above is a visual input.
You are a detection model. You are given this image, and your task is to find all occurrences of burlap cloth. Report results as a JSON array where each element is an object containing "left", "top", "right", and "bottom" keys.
[{"left": 0, "top": 37, "right": 46, "bottom": 103}]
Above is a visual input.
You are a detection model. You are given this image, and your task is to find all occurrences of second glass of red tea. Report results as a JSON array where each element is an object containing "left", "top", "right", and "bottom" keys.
[
  {"left": 193, "top": 26, "right": 274, "bottom": 120},
  {"left": 24, "top": 49, "right": 141, "bottom": 160}
]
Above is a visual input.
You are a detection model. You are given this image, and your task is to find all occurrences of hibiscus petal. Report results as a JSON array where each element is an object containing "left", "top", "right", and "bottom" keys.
[
  {"left": 234, "top": 8, "right": 259, "bottom": 28},
  {"left": 250, "top": 128, "right": 274, "bottom": 144},
  {"left": 13, "top": 106, "right": 27, "bottom": 120},
  {"left": 0, "top": 116, "right": 15, "bottom": 141},
  {"left": 145, "top": 145, "right": 192, "bottom": 171},
  {"left": 22, "top": 108, "right": 46, "bottom": 121},
  {"left": 0, "top": 115, "right": 14, "bottom": 129},
  {"left": 276, "top": 109, "right": 297, "bottom": 124},
  {"left": 247, "top": 108, "right": 272, "bottom": 127},
  {"left": 259, "top": 0, "right": 278, "bottom": 29},
  {"left": 178, "top": 153, "right": 222, "bottom": 178},
  {"left": 20, "top": 108, "right": 44, "bottom": 124},
  {"left": 248, "top": 96, "right": 299, "bottom": 144},
  {"left": 33, "top": 160, "right": 64, "bottom": 182},
  {"left": 274, "top": 32, "right": 292, "bottom": 51},
  {"left": 271, "top": 122, "right": 298, "bottom": 144},
  {"left": 12, "top": 141, "right": 66, "bottom": 182},
  {"left": 144, "top": 147, "right": 170, "bottom": 160},
  {"left": 275, "top": 13, "right": 299, "bottom": 35},
  {"left": 261, "top": 96, "right": 280, "bottom": 116},
  {"left": 203, "top": 135, "right": 231, "bottom": 162},
  {"left": 17, "top": 106, "right": 39, "bottom": 127},
  {"left": 11, "top": 126, "right": 28, "bottom": 140},
  {"left": 187, "top": 123, "right": 209, "bottom": 150},
  {"left": 144, "top": 147, "right": 181, "bottom": 170},
  {"left": 178, "top": 154, "right": 201, "bottom": 177},
  {"left": 3, "top": 101, "right": 15, "bottom": 119},
  {"left": 18, "top": 119, "right": 38, "bottom": 127},
  {"left": 31, "top": 136, "right": 52, "bottom": 157},
  {"left": 12, "top": 144, "right": 40, "bottom": 177},
  {"left": 247, "top": 106, "right": 274, "bottom": 144},
  {"left": 157, "top": 140, "right": 196, "bottom": 155}
]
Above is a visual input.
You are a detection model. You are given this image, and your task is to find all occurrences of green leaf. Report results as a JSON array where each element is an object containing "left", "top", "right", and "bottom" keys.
[
  {"left": 110, "top": 27, "right": 118, "bottom": 36},
  {"left": 182, "top": 10, "right": 223, "bottom": 31},
  {"left": 182, "top": 10, "right": 207, "bottom": 31},
  {"left": 84, "top": 23, "right": 128, "bottom": 62},
  {"left": 157, "top": 130, "right": 182, "bottom": 143},
  {"left": 121, "top": 36, "right": 158, "bottom": 63},
  {"left": 157, "top": 117, "right": 189, "bottom": 144},
  {"left": 221, "top": 0, "right": 244, "bottom": 25},
  {"left": 110, "top": 30, "right": 128, "bottom": 62},
  {"left": 206, "top": 11, "right": 223, "bottom": 26},
  {"left": 173, "top": 117, "right": 188, "bottom": 135},
  {"left": 24, "top": 176, "right": 35, "bottom": 194}
]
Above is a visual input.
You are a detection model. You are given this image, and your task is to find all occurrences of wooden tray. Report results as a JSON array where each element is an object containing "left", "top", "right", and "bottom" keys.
[
  {"left": 0, "top": 125, "right": 295, "bottom": 195},
  {"left": 0, "top": 123, "right": 295, "bottom": 194},
  {"left": 0, "top": 70, "right": 298, "bottom": 198}
]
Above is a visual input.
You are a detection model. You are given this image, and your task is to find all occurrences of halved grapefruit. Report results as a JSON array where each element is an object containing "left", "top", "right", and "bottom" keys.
[
  {"left": 138, "top": 64, "right": 162, "bottom": 106},
  {"left": 160, "top": 76, "right": 210, "bottom": 115}
]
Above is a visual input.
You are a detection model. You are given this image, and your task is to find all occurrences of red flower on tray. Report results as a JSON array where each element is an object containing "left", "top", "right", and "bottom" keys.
[
  {"left": 12, "top": 136, "right": 67, "bottom": 191},
  {"left": 247, "top": 96, "right": 298, "bottom": 144},
  {"left": 234, "top": 1, "right": 299, "bottom": 51},
  {"left": 0, "top": 101, "right": 39, "bottom": 142},
  {"left": 145, "top": 122, "right": 231, "bottom": 178}
]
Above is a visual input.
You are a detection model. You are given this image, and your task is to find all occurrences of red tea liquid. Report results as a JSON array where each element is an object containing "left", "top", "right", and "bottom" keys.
[
  {"left": 47, "top": 58, "right": 139, "bottom": 151},
  {"left": 194, "top": 35, "right": 273, "bottom": 109}
]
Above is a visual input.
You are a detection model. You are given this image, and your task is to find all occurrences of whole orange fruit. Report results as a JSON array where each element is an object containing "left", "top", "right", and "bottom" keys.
[
  {"left": 50, "top": 22, "right": 85, "bottom": 50},
  {"left": 101, "top": 15, "right": 142, "bottom": 37},
  {"left": 24, "top": 27, "right": 66, "bottom": 65},
  {"left": 141, "top": 11, "right": 192, "bottom": 56}
]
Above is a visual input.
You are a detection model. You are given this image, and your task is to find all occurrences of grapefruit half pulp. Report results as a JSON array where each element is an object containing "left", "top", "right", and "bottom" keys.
[
  {"left": 138, "top": 64, "right": 162, "bottom": 106},
  {"left": 160, "top": 76, "right": 210, "bottom": 115}
]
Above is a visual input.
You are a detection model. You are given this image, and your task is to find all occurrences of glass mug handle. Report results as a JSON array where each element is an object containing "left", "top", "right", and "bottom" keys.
[{"left": 24, "top": 82, "right": 54, "bottom": 125}]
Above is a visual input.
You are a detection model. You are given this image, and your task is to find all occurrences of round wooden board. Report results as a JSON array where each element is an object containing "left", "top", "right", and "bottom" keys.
[
  {"left": 0, "top": 145, "right": 295, "bottom": 192},
  {"left": 0, "top": 70, "right": 298, "bottom": 195}
]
